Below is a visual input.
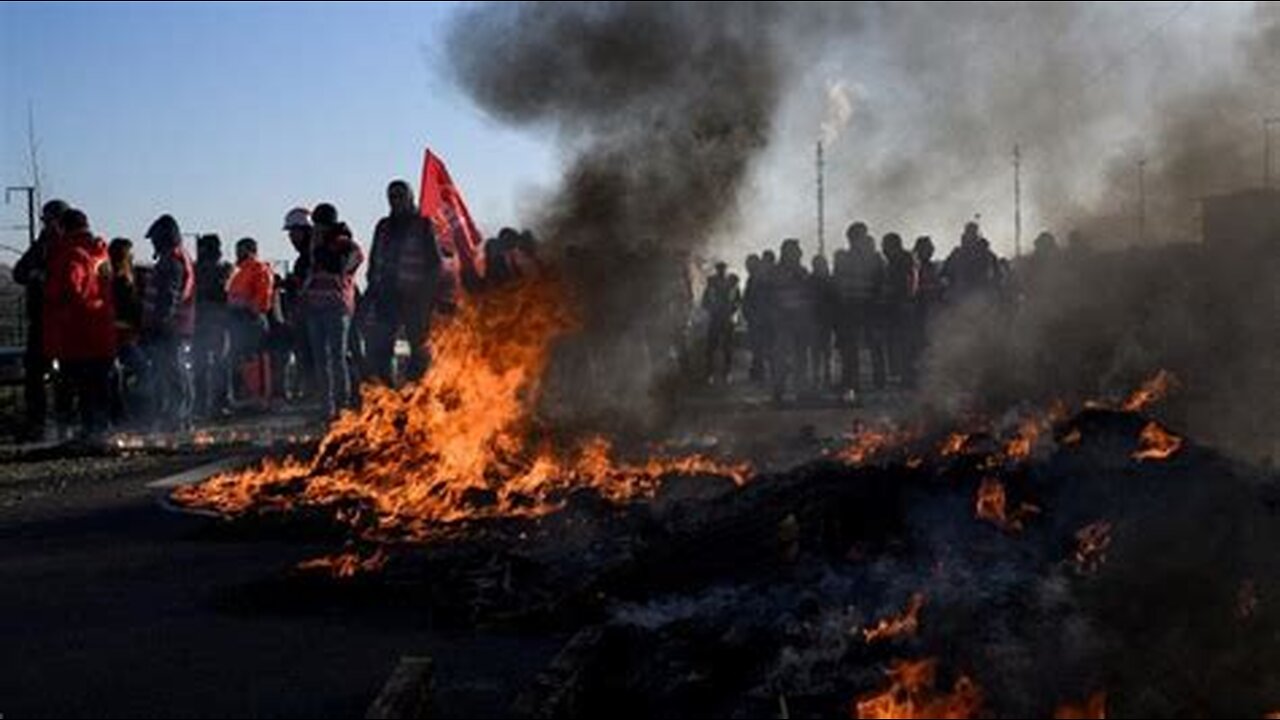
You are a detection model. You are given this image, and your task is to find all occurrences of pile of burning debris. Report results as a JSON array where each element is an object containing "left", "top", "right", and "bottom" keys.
[{"left": 172, "top": 277, "right": 1280, "bottom": 718}]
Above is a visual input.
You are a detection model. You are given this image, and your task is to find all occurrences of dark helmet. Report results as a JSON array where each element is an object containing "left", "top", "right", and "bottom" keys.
[
  {"left": 312, "top": 203, "right": 339, "bottom": 227},
  {"left": 146, "top": 214, "right": 182, "bottom": 248},
  {"left": 60, "top": 208, "right": 89, "bottom": 233},
  {"left": 197, "top": 233, "right": 223, "bottom": 259},
  {"left": 40, "top": 199, "right": 70, "bottom": 224},
  {"left": 882, "top": 232, "right": 904, "bottom": 253}
]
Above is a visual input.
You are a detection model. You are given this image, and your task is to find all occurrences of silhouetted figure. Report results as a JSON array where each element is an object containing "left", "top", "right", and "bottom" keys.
[
  {"left": 192, "top": 234, "right": 232, "bottom": 419},
  {"left": 44, "top": 208, "right": 116, "bottom": 439},
  {"left": 880, "top": 232, "right": 918, "bottom": 386},
  {"left": 908, "top": 236, "right": 941, "bottom": 388},
  {"left": 107, "top": 238, "right": 145, "bottom": 422},
  {"left": 366, "top": 180, "right": 441, "bottom": 386},
  {"left": 771, "top": 239, "right": 812, "bottom": 402},
  {"left": 941, "top": 221, "right": 1000, "bottom": 302},
  {"left": 12, "top": 199, "right": 69, "bottom": 440},
  {"left": 701, "top": 262, "right": 740, "bottom": 384},
  {"left": 280, "top": 207, "right": 315, "bottom": 400},
  {"left": 142, "top": 214, "right": 195, "bottom": 430},
  {"left": 833, "top": 222, "right": 885, "bottom": 397},
  {"left": 808, "top": 254, "right": 837, "bottom": 389},
  {"left": 742, "top": 253, "right": 771, "bottom": 383}
]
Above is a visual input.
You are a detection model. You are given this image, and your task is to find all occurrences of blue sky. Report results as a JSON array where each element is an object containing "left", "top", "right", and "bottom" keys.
[
  {"left": 0, "top": 1, "right": 558, "bottom": 265},
  {"left": 1, "top": 2, "right": 1262, "bottom": 270}
]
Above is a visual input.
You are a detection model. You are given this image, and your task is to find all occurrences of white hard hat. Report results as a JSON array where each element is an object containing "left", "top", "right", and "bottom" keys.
[{"left": 283, "top": 207, "right": 312, "bottom": 230}]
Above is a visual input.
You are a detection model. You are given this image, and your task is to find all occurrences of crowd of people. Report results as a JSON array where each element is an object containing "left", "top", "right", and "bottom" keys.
[
  {"left": 700, "top": 220, "right": 1062, "bottom": 403},
  {"left": 9, "top": 179, "right": 522, "bottom": 443}
]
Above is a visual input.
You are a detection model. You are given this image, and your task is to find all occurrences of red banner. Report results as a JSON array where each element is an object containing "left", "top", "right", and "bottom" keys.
[{"left": 419, "top": 148, "right": 485, "bottom": 283}]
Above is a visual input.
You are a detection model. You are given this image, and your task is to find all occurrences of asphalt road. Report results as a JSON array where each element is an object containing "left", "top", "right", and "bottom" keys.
[{"left": 0, "top": 450, "right": 561, "bottom": 719}]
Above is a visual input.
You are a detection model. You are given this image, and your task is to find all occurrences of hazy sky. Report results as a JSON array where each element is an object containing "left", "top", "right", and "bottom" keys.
[
  {"left": 1, "top": 1, "right": 1264, "bottom": 269},
  {"left": 0, "top": 1, "right": 558, "bottom": 266}
]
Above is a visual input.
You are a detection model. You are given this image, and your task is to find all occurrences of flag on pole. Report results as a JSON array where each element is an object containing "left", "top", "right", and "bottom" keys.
[{"left": 419, "top": 148, "right": 485, "bottom": 285}]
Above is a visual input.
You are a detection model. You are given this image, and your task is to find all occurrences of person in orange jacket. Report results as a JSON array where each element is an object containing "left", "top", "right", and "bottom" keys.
[
  {"left": 42, "top": 208, "right": 116, "bottom": 438},
  {"left": 227, "top": 237, "right": 274, "bottom": 409}
]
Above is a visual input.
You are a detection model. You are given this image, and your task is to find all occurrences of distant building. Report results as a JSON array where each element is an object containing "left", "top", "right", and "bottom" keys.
[{"left": 1201, "top": 188, "right": 1280, "bottom": 247}]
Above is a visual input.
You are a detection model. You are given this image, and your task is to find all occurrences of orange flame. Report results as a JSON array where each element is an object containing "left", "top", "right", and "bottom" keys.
[
  {"left": 939, "top": 433, "right": 969, "bottom": 457},
  {"left": 1054, "top": 691, "right": 1107, "bottom": 719},
  {"left": 1003, "top": 417, "right": 1043, "bottom": 462},
  {"left": 173, "top": 277, "right": 750, "bottom": 542},
  {"left": 296, "top": 547, "right": 388, "bottom": 578},
  {"left": 975, "top": 477, "right": 1039, "bottom": 533},
  {"left": 862, "top": 593, "right": 926, "bottom": 644},
  {"left": 1073, "top": 520, "right": 1112, "bottom": 575},
  {"left": 1121, "top": 369, "right": 1178, "bottom": 413},
  {"left": 853, "top": 659, "right": 983, "bottom": 719},
  {"left": 1131, "top": 421, "right": 1183, "bottom": 462},
  {"left": 838, "top": 425, "right": 912, "bottom": 465}
]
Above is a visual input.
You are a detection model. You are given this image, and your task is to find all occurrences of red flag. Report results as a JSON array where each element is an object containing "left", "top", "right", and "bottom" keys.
[{"left": 419, "top": 148, "right": 485, "bottom": 283}]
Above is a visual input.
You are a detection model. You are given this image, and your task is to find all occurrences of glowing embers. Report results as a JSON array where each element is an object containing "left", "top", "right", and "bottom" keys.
[
  {"left": 1132, "top": 421, "right": 1183, "bottom": 462},
  {"left": 1072, "top": 520, "right": 1112, "bottom": 575},
  {"left": 861, "top": 593, "right": 926, "bottom": 644},
  {"left": 975, "top": 477, "right": 1039, "bottom": 533},
  {"left": 837, "top": 423, "right": 914, "bottom": 466},
  {"left": 1121, "top": 369, "right": 1178, "bottom": 413},
  {"left": 853, "top": 658, "right": 982, "bottom": 720},
  {"left": 1054, "top": 691, "right": 1107, "bottom": 719}
]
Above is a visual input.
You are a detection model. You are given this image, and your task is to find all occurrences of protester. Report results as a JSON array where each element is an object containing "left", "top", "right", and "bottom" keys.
[
  {"left": 42, "top": 208, "right": 116, "bottom": 439},
  {"left": 227, "top": 237, "right": 274, "bottom": 410},
  {"left": 701, "top": 261, "right": 740, "bottom": 384},
  {"left": 770, "top": 239, "right": 812, "bottom": 402},
  {"left": 366, "top": 179, "right": 441, "bottom": 386},
  {"left": 941, "top": 221, "right": 1000, "bottom": 302},
  {"left": 142, "top": 214, "right": 195, "bottom": 430},
  {"left": 192, "top": 234, "right": 232, "bottom": 419},
  {"left": 880, "top": 232, "right": 918, "bottom": 386},
  {"left": 107, "top": 238, "right": 145, "bottom": 422},
  {"left": 908, "top": 236, "right": 942, "bottom": 387},
  {"left": 279, "top": 207, "right": 315, "bottom": 400},
  {"left": 833, "top": 222, "right": 885, "bottom": 399},
  {"left": 12, "top": 199, "right": 70, "bottom": 440},
  {"left": 742, "top": 253, "right": 770, "bottom": 384},
  {"left": 808, "top": 253, "right": 837, "bottom": 390},
  {"left": 303, "top": 203, "right": 363, "bottom": 418}
]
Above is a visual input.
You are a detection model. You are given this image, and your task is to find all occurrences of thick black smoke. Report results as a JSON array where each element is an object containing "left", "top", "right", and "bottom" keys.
[{"left": 448, "top": 2, "right": 860, "bottom": 426}]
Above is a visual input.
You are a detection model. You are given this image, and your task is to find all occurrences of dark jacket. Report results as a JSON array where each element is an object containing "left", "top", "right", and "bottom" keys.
[
  {"left": 143, "top": 246, "right": 195, "bottom": 338},
  {"left": 304, "top": 223, "right": 364, "bottom": 314},
  {"left": 13, "top": 228, "right": 56, "bottom": 323},
  {"left": 368, "top": 213, "right": 440, "bottom": 313}
]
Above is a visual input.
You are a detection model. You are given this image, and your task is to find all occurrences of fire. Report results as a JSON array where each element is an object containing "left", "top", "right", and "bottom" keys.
[
  {"left": 1061, "top": 428, "right": 1083, "bottom": 446},
  {"left": 939, "top": 432, "right": 969, "bottom": 457},
  {"left": 1003, "top": 417, "right": 1043, "bottom": 462},
  {"left": 853, "top": 659, "right": 983, "bottom": 719},
  {"left": 173, "top": 277, "right": 749, "bottom": 542},
  {"left": 1054, "top": 691, "right": 1107, "bottom": 719},
  {"left": 975, "top": 477, "right": 1039, "bottom": 533},
  {"left": 1131, "top": 421, "right": 1183, "bottom": 462},
  {"left": 1073, "top": 520, "right": 1112, "bottom": 575},
  {"left": 296, "top": 547, "right": 388, "bottom": 578},
  {"left": 862, "top": 593, "right": 926, "bottom": 644},
  {"left": 1121, "top": 369, "right": 1178, "bottom": 413},
  {"left": 838, "top": 424, "right": 911, "bottom": 465}
]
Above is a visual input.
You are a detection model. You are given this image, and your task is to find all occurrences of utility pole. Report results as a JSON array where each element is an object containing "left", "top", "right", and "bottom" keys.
[
  {"left": 816, "top": 140, "right": 825, "bottom": 259},
  {"left": 5, "top": 185, "right": 37, "bottom": 246},
  {"left": 1264, "top": 117, "right": 1280, "bottom": 188},
  {"left": 1013, "top": 143, "right": 1022, "bottom": 259},
  {"left": 1137, "top": 158, "right": 1147, "bottom": 245}
]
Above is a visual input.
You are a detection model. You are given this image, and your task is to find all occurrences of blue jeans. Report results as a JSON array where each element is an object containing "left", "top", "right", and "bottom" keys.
[{"left": 306, "top": 308, "right": 352, "bottom": 417}]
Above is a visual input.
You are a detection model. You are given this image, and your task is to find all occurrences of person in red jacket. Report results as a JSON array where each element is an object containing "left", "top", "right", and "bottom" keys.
[
  {"left": 303, "top": 203, "right": 363, "bottom": 419},
  {"left": 42, "top": 208, "right": 116, "bottom": 438},
  {"left": 227, "top": 237, "right": 274, "bottom": 410}
]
